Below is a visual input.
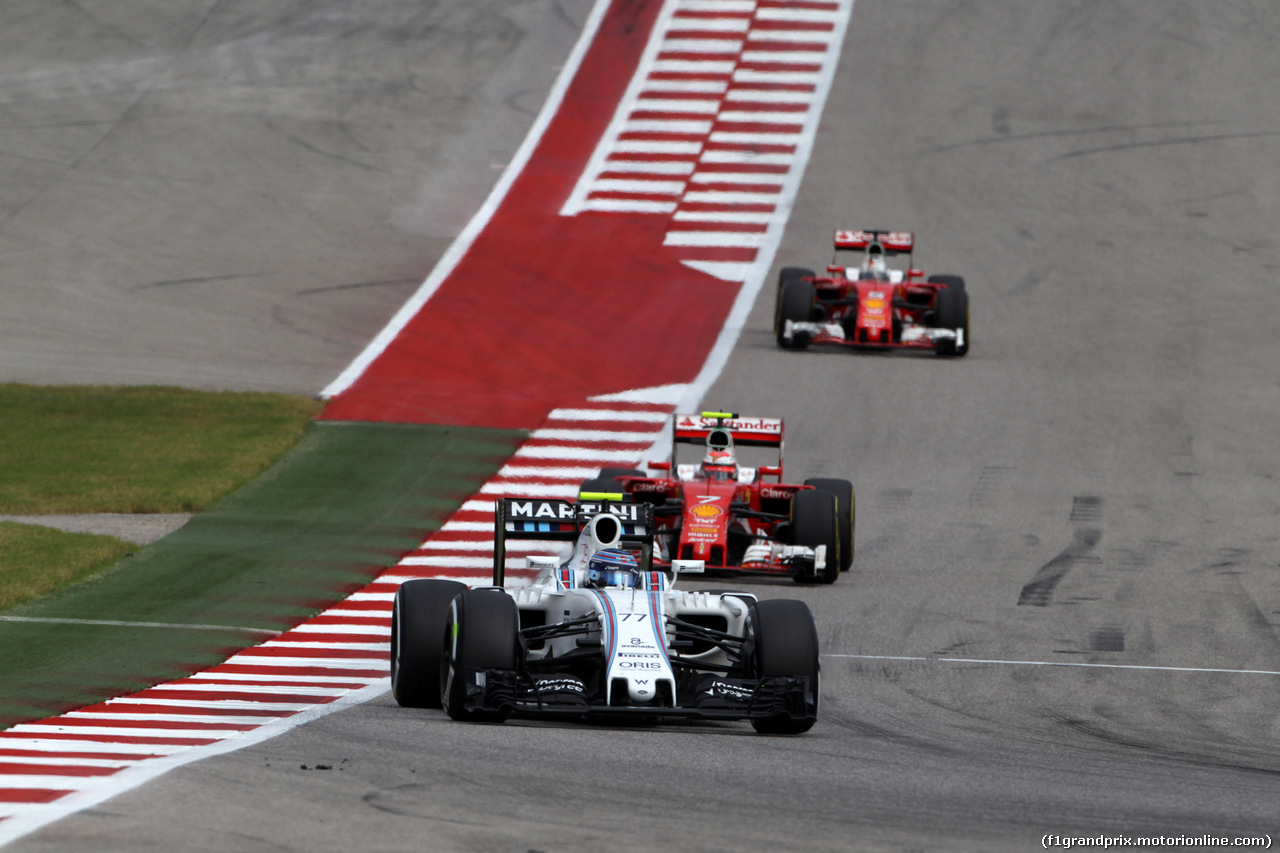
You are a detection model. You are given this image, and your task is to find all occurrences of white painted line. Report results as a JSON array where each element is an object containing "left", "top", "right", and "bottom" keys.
[
  {"left": 603, "top": 160, "right": 697, "bottom": 175},
  {"left": 710, "top": 131, "right": 801, "bottom": 144},
  {"left": 642, "top": 79, "right": 729, "bottom": 93},
  {"left": 824, "top": 654, "right": 1280, "bottom": 677},
  {"left": 663, "top": 231, "right": 765, "bottom": 248},
  {"left": 715, "top": 110, "right": 810, "bottom": 124},
  {"left": 590, "top": 178, "right": 686, "bottom": 194},
  {"left": 651, "top": 59, "right": 736, "bottom": 74},
  {"left": 670, "top": 16, "right": 751, "bottom": 33},
  {"left": 757, "top": 9, "right": 843, "bottom": 23},
  {"left": 748, "top": 29, "right": 836, "bottom": 44},
  {"left": 548, "top": 408, "right": 669, "bottom": 422},
  {"left": 677, "top": 1, "right": 755, "bottom": 12},
  {"left": 622, "top": 118, "right": 714, "bottom": 134},
  {"left": 0, "top": 616, "right": 277, "bottom": 636},
  {"left": 688, "top": 172, "right": 784, "bottom": 185},
  {"left": 739, "top": 50, "right": 825, "bottom": 64},
  {"left": 683, "top": 190, "right": 784, "bottom": 204},
  {"left": 614, "top": 139, "right": 703, "bottom": 155},
  {"left": 673, "top": 210, "right": 775, "bottom": 224},
  {"left": 733, "top": 69, "right": 821, "bottom": 84},
  {"left": 699, "top": 151, "right": 795, "bottom": 166},
  {"left": 527, "top": 429, "right": 661, "bottom": 444},
  {"left": 726, "top": 89, "right": 814, "bottom": 103},
  {"left": 661, "top": 39, "right": 743, "bottom": 53},
  {"left": 582, "top": 199, "right": 680, "bottom": 213}
]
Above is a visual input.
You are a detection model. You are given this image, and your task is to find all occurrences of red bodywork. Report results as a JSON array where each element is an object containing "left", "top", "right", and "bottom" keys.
[
  {"left": 776, "top": 229, "right": 966, "bottom": 353},
  {"left": 609, "top": 415, "right": 814, "bottom": 578}
]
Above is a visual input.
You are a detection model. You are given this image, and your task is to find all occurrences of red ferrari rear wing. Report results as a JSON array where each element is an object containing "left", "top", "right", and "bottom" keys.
[
  {"left": 672, "top": 412, "right": 783, "bottom": 448},
  {"left": 834, "top": 229, "right": 914, "bottom": 255}
]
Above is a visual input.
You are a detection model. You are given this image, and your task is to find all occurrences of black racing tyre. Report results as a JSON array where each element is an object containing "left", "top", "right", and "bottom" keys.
[
  {"left": 776, "top": 278, "right": 816, "bottom": 350},
  {"left": 390, "top": 579, "right": 468, "bottom": 708},
  {"left": 747, "top": 599, "right": 820, "bottom": 735},
  {"left": 933, "top": 286, "right": 970, "bottom": 357},
  {"left": 441, "top": 588, "right": 522, "bottom": 723},
  {"left": 774, "top": 266, "right": 816, "bottom": 334},
  {"left": 927, "top": 273, "right": 966, "bottom": 294},
  {"left": 790, "top": 488, "right": 840, "bottom": 584},
  {"left": 598, "top": 467, "right": 645, "bottom": 481},
  {"left": 804, "top": 478, "right": 854, "bottom": 571}
]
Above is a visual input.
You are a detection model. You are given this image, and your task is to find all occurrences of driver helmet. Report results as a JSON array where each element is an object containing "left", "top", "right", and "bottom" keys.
[
  {"left": 586, "top": 548, "right": 641, "bottom": 588},
  {"left": 862, "top": 242, "right": 888, "bottom": 277},
  {"left": 700, "top": 448, "right": 738, "bottom": 482}
]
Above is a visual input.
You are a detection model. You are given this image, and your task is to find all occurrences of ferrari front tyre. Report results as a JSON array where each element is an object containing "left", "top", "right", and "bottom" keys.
[
  {"left": 748, "top": 599, "right": 820, "bottom": 735},
  {"left": 927, "top": 273, "right": 966, "bottom": 294},
  {"left": 790, "top": 488, "right": 840, "bottom": 584},
  {"left": 390, "top": 579, "right": 468, "bottom": 708},
  {"left": 775, "top": 266, "right": 816, "bottom": 335},
  {"left": 933, "top": 286, "right": 970, "bottom": 357},
  {"left": 776, "top": 278, "right": 816, "bottom": 350},
  {"left": 803, "top": 478, "right": 854, "bottom": 571},
  {"left": 441, "top": 588, "right": 522, "bottom": 723}
]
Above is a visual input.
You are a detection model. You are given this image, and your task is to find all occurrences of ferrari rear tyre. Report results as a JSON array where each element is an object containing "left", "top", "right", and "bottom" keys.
[
  {"left": 933, "top": 286, "right": 970, "bottom": 357},
  {"left": 776, "top": 278, "right": 816, "bottom": 350},
  {"left": 441, "top": 588, "right": 522, "bottom": 723},
  {"left": 748, "top": 599, "right": 820, "bottom": 734},
  {"left": 790, "top": 488, "right": 840, "bottom": 584},
  {"left": 390, "top": 579, "right": 467, "bottom": 708},
  {"left": 775, "top": 266, "right": 816, "bottom": 335},
  {"left": 804, "top": 478, "right": 854, "bottom": 571}
]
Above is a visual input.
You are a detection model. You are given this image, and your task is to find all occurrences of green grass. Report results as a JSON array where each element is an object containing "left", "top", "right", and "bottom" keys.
[
  {"left": 0, "top": 385, "right": 523, "bottom": 728},
  {"left": 0, "top": 522, "right": 136, "bottom": 610},
  {"left": 0, "top": 383, "right": 324, "bottom": 513}
]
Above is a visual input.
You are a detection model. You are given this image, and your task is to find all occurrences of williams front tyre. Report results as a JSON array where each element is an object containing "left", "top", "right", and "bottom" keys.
[
  {"left": 390, "top": 579, "right": 467, "bottom": 709},
  {"left": 747, "top": 599, "right": 820, "bottom": 735},
  {"left": 441, "top": 588, "right": 522, "bottom": 723}
]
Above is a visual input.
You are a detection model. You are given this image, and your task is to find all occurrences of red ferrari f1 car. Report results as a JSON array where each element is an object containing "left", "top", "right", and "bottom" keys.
[
  {"left": 579, "top": 412, "right": 853, "bottom": 584},
  {"left": 774, "top": 229, "right": 969, "bottom": 356}
]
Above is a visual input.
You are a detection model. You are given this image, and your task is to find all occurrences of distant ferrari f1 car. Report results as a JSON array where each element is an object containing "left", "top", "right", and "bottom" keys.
[
  {"left": 774, "top": 229, "right": 969, "bottom": 356},
  {"left": 580, "top": 412, "right": 853, "bottom": 584},
  {"left": 390, "top": 494, "right": 820, "bottom": 734}
]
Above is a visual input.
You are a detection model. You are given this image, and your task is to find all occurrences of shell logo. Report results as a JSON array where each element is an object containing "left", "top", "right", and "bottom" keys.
[
  {"left": 864, "top": 297, "right": 886, "bottom": 311},
  {"left": 691, "top": 504, "right": 722, "bottom": 519}
]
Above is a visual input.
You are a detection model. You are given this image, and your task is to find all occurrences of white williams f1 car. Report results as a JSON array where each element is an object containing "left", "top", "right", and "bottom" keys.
[{"left": 390, "top": 495, "right": 820, "bottom": 734}]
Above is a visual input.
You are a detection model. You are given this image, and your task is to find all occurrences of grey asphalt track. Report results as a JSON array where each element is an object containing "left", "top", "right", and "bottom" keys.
[
  {"left": 9, "top": 1, "right": 1280, "bottom": 851},
  {"left": 0, "top": 0, "right": 582, "bottom": 394}
]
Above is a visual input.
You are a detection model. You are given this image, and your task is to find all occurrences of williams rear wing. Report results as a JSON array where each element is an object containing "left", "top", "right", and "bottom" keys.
[{"left": 492, "top": 496, "right": 652, "bottom": 586}]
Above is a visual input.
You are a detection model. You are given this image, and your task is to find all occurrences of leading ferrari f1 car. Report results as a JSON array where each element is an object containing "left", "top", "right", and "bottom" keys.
[
  {"left": 774, "top": 229, "right": 969, "bottom": 356},
  {"left": 390, "top": 494, "right": 820, "bottom": 734},
  {"left": 580, "top": 412, "right": 854, "bottom": 584}
]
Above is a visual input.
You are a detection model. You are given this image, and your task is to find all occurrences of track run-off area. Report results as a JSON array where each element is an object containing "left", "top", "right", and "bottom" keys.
[
  {"left": 2, "top": 0, "right": 854, "bottom": 844},
  {"left": 5, "top": 0, "right": 1280, "bottom": 850}
]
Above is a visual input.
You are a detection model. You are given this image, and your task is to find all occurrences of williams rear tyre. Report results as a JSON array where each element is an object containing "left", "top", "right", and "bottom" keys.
[
  {"left": 747, "top": 598, "right": 820, "bottom": 735},
  {"left": 776, "top": 278, "right": 816, "bottom": 350},
  {"left": 790, "top": 488, "right": 840, "bottom": 584},
  {"left": 933, "top": 286, "right": 970, "bottom": 357},
  {"left": 390, "top": 579, "right": 467, "bottom": 708},
  {"left": 803, "top": 478, "right": 854, "bottom": 571},
  {"left": 441, "top": 588, "right": 522, "bottom": 723}
]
